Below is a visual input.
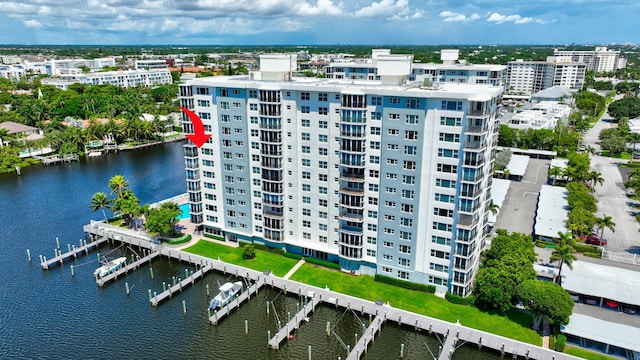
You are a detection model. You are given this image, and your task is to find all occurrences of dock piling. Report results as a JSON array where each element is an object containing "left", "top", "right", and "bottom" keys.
[
  {"left": 27, "top": 249, "right": 31, "bottom": 262},
  {"left": 149, "top": 266, "right": 154, "bottom": 279},
  {"left": 70, "top": 265, "right": 74, "bottom": 277},
  {"left": 56, "top": 237, "right": 60, "bottom": 250},
  {"left": 206, "top": 284, "right": 210, "bottom": 296},
  {"left": 125, "top": 282, "right": 130, "bottom": 295},
  {"left": 182, "top": 300, "right": 187, "bottom": 315},
  {"left": 245, "top": 319, "right": 248, "bottom": 335},
  {"left": 400, "top": 343, "right": 404, "bottom": 358}
]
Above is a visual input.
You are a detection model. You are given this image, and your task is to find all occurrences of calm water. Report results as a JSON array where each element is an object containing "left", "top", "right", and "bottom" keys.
[{"left": 0, "top": 141, "right": 496, "bottom": 359}]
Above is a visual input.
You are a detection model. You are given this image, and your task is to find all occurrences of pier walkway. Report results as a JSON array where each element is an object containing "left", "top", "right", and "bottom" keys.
[
  {"left": 97, "top": 251, "right": 161, "bottom": 287},
  {"left": 40, "top": 237, "right": 108, "bottom": 270},
  {"left": 268, "top": 294, "right": 318, "bottom": 349},
  {"left": 151, "top": 263, "right": 213, "bottom": 306},
  {"left": 209, "top": 281, "right": 264, "bottom": 324},
  {"left": 346, "top": 313, "right": 384, "bottom": 360},
  {"left": 83, "top": 222, "right": 581, "bottom": 360}
]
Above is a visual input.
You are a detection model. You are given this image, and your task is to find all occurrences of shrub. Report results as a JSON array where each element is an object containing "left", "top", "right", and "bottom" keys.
[
  {"left": 583, "top": 252, "right": 602, "bottom": 259},
  {"left": 555, "top": 334, "right": 567, "bottom": 352},
  {"left": 242, "top": 244, "right": 256, "bottom": 259},
  {"left": 305, "top": 257, "right": 341, "bottom": 270},
  {"left": 445, "top": 292, "right": 475, "bottom": 305},
  {"left": 203, "top": 233, "right": 225, "bottom": 242},
  {"left": 573, "top": 243, "right": 599, "bottom": 254},
  {"left": 283, "top": 252, "right": 303, "bottom": 260},
  {"left": 374, "top": 274, "right": 436, "bottom": 293}
]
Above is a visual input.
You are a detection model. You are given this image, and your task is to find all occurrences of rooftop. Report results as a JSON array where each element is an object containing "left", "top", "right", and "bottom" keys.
[
  {"left": 562, "top": 260, "right": 640, "bottom": 306},
  {"left": 534, "top": 185, "right": 568, "bottom": 239},
  {"left": 0, "top": 121, "right": 38, "bottom": 134},
  {"left": 562, "top": 313, "right": 640, "bottom": 353},
  {"left": 506, "top": 154, "right": 530, "bottom": 178}
]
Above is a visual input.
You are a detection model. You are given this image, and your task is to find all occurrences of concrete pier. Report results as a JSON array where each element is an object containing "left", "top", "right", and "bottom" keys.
[
  {"left": 346, "top": 312, "right": 384, "bottom": 360},
  {"left": 40, "top": 237, "right": 108, "bottom": 270},
  {"left": 97, "top": 251, "right": 161, "bottom": 287},
  {"left": 268, "top": 293, "right": 318, "bottom": 349},
  {"left": 151, "top": 263, "right": 213, "bottom": 306}
]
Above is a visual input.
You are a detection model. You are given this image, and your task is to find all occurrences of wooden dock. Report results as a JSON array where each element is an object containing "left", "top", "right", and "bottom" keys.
[
  {"left": 40, "top": 237, "right": 108, "bottom": 270},
  {"left": 151, "top": 263, "right": 213, "bottom": 306},
  {"left": 268, "top": 294, "right": 318, "bottom": 349},
  {"left": 97, "top": 251, "right": 161, "bottom": 287},
  {"left": 209, "top": 281, "right": 264, "bottom": 325}
]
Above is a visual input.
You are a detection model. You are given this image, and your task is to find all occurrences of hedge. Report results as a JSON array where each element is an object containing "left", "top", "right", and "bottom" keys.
[
  {"left": 283, "top": 252, "right": 303, "bottom": 260},
  {"left": 374, "top": 274, "right": 436, "bottom": 294},
  {"left": 168, "top": 234, "right": 192, "bottom": 245},
  {"left": 555, "top": 334, "right": 567, "bottom": 352},
  {"left": 445, "top": 292, "right": 476, "bottom": 305},
  {"left": 305, "top": 257, "right": 341, "bottom": 270},
  {"left": 203, "top": 233, "right": 225, "bottom": 242},
  {"left": 573, "top": 243, "right": 599, "bottom": 254}
]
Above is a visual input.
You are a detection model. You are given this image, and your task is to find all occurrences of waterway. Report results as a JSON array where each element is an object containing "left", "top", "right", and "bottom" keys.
[{"left": 0, "top": 141, "right": 502, "bottom": 359}]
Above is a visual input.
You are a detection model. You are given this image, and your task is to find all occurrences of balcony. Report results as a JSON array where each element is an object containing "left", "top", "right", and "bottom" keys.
[
  {"left": 263, "top": 210, "right": 284, "bottom": 219},
  {"left": 465, "top": 125, "right": 489, "bottom": 135},
  {"left": 340, "top": 131, "right": 366, "bottom": 139},
  {"left": 464, "top": 141, "right": 487, "bottom": 151},
  {"left": 264, "top": 230, "right": 283, "bottom": 242},
  {"left": 340, "top": 172, "right": 365, "bottom": 182},
  {"left": 339, "top": 186, "right": 364, "bottom": 195},
  {"left": 184, "top": 145, "right": 198, "bottom": 158},
  {"left": 340, "top": 159, "right": 366, "bottom": 167},
  {"left": 338, "top": 226, "right": 363, "bottom": 235},
  {"left": 467, "top": 109, "right": 489, "bottom": 118},
  {"left": 338, "top": 211, "right": 364, "bottom": 223},
  {"left": 185, "top": 159, "right": 199, "bottom": 170},
  {"left": 259, "top": 123, "right": 281, "bottom": 130},
  {"left": 339, "top": 246, "right": 363, "bottom": 260},
  {"left": 457, "top": 213, "right": 480, "bottom": 228}
]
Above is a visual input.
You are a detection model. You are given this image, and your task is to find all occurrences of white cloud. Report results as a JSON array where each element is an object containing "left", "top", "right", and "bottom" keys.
[
  {"left": 296, "top": 0, "right": 343, "bottom": 16},
  {"left": 439, "top": 11, "right": 480, "bottom": 22},
  {"left": 486, "top": 12, "right": 547, "bottom": 24},
  {"left": 23, "top": 19, "right": 42, "bottom": 28},
  {"left": 354, "top": 0, "right": 409, "bottom": 18}
]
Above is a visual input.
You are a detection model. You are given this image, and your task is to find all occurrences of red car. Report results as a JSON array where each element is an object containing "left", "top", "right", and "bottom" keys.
[{"left": 585, "top": 235, "right": 607, "bottom": 246}]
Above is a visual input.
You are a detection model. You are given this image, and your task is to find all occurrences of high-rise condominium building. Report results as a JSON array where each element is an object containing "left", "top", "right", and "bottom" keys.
[
  {"left": 179, "top": 54, "right": 503, "bottom": 296},
  {"left": 506, "top": 59, "right": 586, "bottom": 96},
  {"left": 553, "top": 47, "right": 626, "bottom": 73}
]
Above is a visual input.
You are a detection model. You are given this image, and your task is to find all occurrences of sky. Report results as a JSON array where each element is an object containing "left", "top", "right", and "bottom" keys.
[{"left": 0, "top": 0, "right": 637, "bottom": 45}]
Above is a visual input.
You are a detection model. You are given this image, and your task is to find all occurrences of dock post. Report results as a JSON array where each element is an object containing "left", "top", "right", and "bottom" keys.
[
  {"left": 400, "top": 343, "right": 404, "bottom": 358},
  {"left": 56, "top": 237, "right": 60, "bottom": 250},
  {"left": 267, "top": 301, "right": 270, "bottom": 314},
  {"left": 67, "top": 244, "right": 71, "bottom": 252},
  {"left": 97, "top": 252, "right": 100, "bottom": 262},
  {"left": 268, "top": 330, "right": 271, "bottom": 344},
  {"left": 308, "top": 346, "right": 311, "bottom": 360},
  {"left": 70, "top": 265, "right": 74, "bottom": 277},
  {"left": 125, "top": 282, "right": 130, "bottom": 295},
  {"left": 245, "top": 319, "right": 248, "bottom": 335},
  {"left": 148, "top": 289, "right": 152, "bottom": 301},
  {"left": 72, "top": 245, "right": 77, "bottom": 259},
  {"left": 206, "top": 284, "right": 210, "bottom": 296},
  {"left": 27, "top": 249, "right": 31, "bottom": 262},
  {"left": 163, "top": 282, "right": 166, "bottom": 292},
  {"left": 326, "top": 321, "right": 330, "bottom": 336},
  {"left": 182, "top": 300, "right": 186, "bottom": 315},
  {"left": 172, "top": 276, "right": 176, "bottom": 286},
  {"left": 149, "top": 267, "right": 154, "bottom": 279},
  {"left": 43, "top": 256, "right": 47, "bottom": 269},
  {"left": 208, "top": 308, "right": 211, "bottom": 319},
  {"left": 154, "top": 291, "right": 157, "bottom": 304},
  {"left": 288, "top": 311, "right": 291, "bottom": 322},
  {"left": 58, "top": 249, "right": 63, "bottom": 265},
  {"left": 179, "top": 278, "right": 182, "bottom": 291},
  {"left": 185, "top": 269, "right": 189, "bottom": 279},
  {"left": 478, "top": 337, "right": 482, "bottom": 350}
]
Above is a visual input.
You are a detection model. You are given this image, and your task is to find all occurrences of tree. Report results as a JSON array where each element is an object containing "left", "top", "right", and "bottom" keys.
[
  {"left": 488, "top": 199, "right": 499, "bottom": 216},
  {"left": 548, "top": 166, "right": 563, "bottom": 185},
  {"left": 550, "top": 243, "right": 577, "bottom": 287},
  {"left": 108, "top": 175, "right": 129, "bottom": 199},
  {"left": 89, "top": 192, "right": 112, "bottom": 221},
  {"left": 242, "top": 244, "right": 256, "bottom": 260},
  {"left": 517, "top": 280, "right": 574, "bottom": 331},
  {"left": 595, "top": 215, "right": 616, "bottom": 241},
  {"left": 145, "top": 205, "right": 181, "bottom": 237},
  {"left": 587, "top": 171, "right": 604, "bottom": 191},
  {"left": 556, "top": 231, "right": 575, "bottom": 247},
  {"left": 608, "top": 97, "right": 640, "bottom": 120},
  {"left": 112, "top": 189, "right": 140, "bottom": 228},
  {"left": 627, "top": 132, "right": 640, "bottom": 159}
]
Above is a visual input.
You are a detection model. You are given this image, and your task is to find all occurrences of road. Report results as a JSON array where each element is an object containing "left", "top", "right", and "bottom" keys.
[{"left": 582, "top": 97, "right": 640, "bottom": 254}]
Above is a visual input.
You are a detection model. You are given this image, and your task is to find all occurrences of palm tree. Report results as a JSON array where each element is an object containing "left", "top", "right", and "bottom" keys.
[
  {"left": 628, "top": 132, "right": 640, "bottom": 160},
  {"left": 89, "top": 192, "right": 112, "bottom": 221},
  {"left": 108, "top": 175, "right": 129, "bottom": 199},
  {"left": 595, "top": 215, "right": 616, "bottom": 241},
  {"left": 548, "top": 166, "right": 563, "bottom": 185},
  {"left": 587, "top": 170, "right": 605, "bottom": 191},
  {"left": 487, "top": 199, "right": 499, "bottom": 215},
  {"left": 556, "top": 231, "right": 575, "bottom": 247},
  {"left": 550, "top": 243, "right": 577, "bottom": 287}
]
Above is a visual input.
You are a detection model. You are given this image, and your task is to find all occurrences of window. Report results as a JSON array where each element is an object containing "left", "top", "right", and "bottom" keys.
[
  {"left": 400, "top": 218, "right": 413, "bottom": 227},
  {"left": 368, "top": 210, "right": 378, "bottom": 219},
  {"left": 385, "top": 187, "right": 396, "bottom": 194},
  {"left": 387, "top": 159, "right": 398, "bottom": 165},
  {"left": 368, "top": 197, "right": 378, "bottom": 205},
  {"left": 438, "top": 148, "right": 459, "bottom": 158},
  {"left": 301, "top": 119, "right": 310, "bottom": 127},
  {"left": 302, "top": 133, "right": 310, "bottom": 141},
  {"left": 303, "top": 209, "right": 311, "bottom": 216},
  {"left": 301, "top": 106, "right": 310, "bottom": 113},
  {"left": 302, "top": 146, "right": 311, "bottom": 154},
  {"left": 437, "top": 164, "right": 458, "bottom": 173},
  {"left": 404, "top": 146, "right": 417, "bottom": 155},
  {"left": 319, "top": 120, "right": 328, "bottom": 129},
  {"left": 432, "top": 236, "right": 451, "bottom": 245},
  {"left": 430, "top": 249, "right": 450, "bottom": 260},
  {"left": 407, "top": 99, "right": 420, "bottom": 109},
  {"left": 302, "top": 196, "right": 311, "bottom": 204},
  {"left": 398, "top": 258, "right": 410, "bottom": 267},
  {"left": 301, "top": 92, "right": 310, "bottom": 100},
  {"left": 303, "top": 220, "right": 311, "bottom": 228},
  {"left": 388, "top": 129, "right": 399, "bottom": 135},
  {"left": 367, "top": 249, "right": 377, "bottom": 257},
  {"left": 319, "top": 148, "right": 328, "bottom": 156},
  {"left": 367, "top": 224, "right": 377, "bottom": 231},
  {"left": 387, "top": 144, "right": 399, "bottom": 150},
  {"left": 402, "top": 190, "right": 414, "bottom": 199},
  {"left": 319, "top": 107, "right": 328, "bottom": 115},
  {"left": 370, "top": 141, "right": 380, "bottom": 150},
  {"left": 302, "top": 159, "right": 311, "bottom": 166},
  {"left": 319, "top": 187, "right": 327, "bottom": 194},
  {"left": 319, "top": 224, "right": 327, "bottom": 231},
  {"left": 369, "top": 156, "right": 380, "bottom": 164},
  {"left": 370, "top": 96, "right": 382, "bottom": 105},
  {"left": 403, "top": 161, "right": 416, "bottom": 170},
  {"left": 319, "top": 161, "right": 328, "bottom": 169},
  {"left": 434, "top": 208, "right": 454, "bottom": 218},
  {"left": 197, "top": 99, "right": 210, "bottom": 107},
  {"left": 399, "top": 231, "right": 412, "bottom": 240},
  {"left": 436, "top": 179, "right": 456, "bottom": 188},
  {"left": 440, "top": 117, "right": 461, "bottom": 126},
  {"left": 370, "top": 127, "right": 381, "bottom": 135},
  {"left": 219, "top": 101, "right": 229, "bottom": 109},
  {"left": 302, "top": 184, "right": 311, "bottom": 192},
  {"left": 439, "top": 133, "right": 460, "bottom": 143},
  {"left": 388, "top": 113, "right": 400, "bottom": 120},
  {"left": 441, "top": 100, "right": 463, "bottom": 111},
  {"left": 319, "top": 211, "right": 328, "bottom": 219},
  {"left": 405, "top": 131, "right": 418, "bottom": 140},
  {"left": 371, "top": 112, "right": 382, "bottom": 120},
  {"left": 432, "top": 222, "right": 453, "bottom": 232},
  {"left": 369, "top": 184, "right": 379, "bottom": 192},
  {"left": 383, "top": 241, "right": 394, "bottom": 248},
  {"left": 383, "top": 254, "right": 393, "bottom": 261},
  {"left": 367, "top": 236, "right": 377, "bottom": 244},
  {"left": 406, "top": 115, "right": 419, "bottom": 124},
  {"left": 386, "top": 173, "right": 397, "bottom": 180},
  {"left": 398, "top": 271, "right": 409, "bottom": 280},
  {"left": 402, "top": 175, "right": 415, "bottom": 185},
  {"left": 369, "top": 170, "right": 379, "bottom": 178},
  {"left": 401, "top": 204, "right": 413, "bottom": 213},
  {"left": 318, "top": 174, "right": 328, "bottom": 182},
  {"left": 318, "top": 93, "right": 328, "bottom": 101},
  {"left": 384, "top": 214, "right": 395, "bottom": 221},
  {"left": 319, "top": 134, "right": 328, "bottom": 142},
  {"left": 384, "top": 201, "right": 396, "bottom": 207},
  {"left": 435, "top": 193, "right": 455, "bottom": 203},
  {"left": 319, "top": 199, "right": 327, "bottom": 207}
]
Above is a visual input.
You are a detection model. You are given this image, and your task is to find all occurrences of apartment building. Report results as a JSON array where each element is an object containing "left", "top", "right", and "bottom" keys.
[
  {"left": 506, "top": 59, "right": 586, "bottom": 95},
  {"left": 135, "top": 59, "right": 169, "bottom": 70},
  {"left": 553, "top": 47, "right": 626, "bottom": 73},
  {"left": 326, "top": 49, "right": 507, "bottom": 88},
  {"left": 45, "top": 57, "right": 116, "bottom": 76},
  {"left": 40, "top": 68, "right": 172, "bottom": 89},
  {"left": 179, "top": 54, "right": 503, "bottom": 296}
]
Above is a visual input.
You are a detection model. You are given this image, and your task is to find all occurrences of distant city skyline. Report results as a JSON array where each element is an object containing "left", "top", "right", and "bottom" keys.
[{"left": 0, "top": 0, "right": 637, "bottom": 46}]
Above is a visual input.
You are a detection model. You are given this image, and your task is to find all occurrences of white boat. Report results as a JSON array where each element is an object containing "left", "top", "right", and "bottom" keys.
[
  {"left": 209, "top": 281, "right": 243, "bottom": 309},
  {"left": 93, "top": 257, "right": 127, "bottom": 278}
]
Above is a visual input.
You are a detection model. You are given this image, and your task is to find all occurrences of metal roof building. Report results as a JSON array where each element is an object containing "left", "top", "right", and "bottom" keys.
[{"left": 534, "top": 185, "right": 568, "bottom": 240}]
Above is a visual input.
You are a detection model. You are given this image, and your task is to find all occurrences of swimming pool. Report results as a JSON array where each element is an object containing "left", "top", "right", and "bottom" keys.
[{"left": 178, "top": 203, "right": 190, "bottom": 220}]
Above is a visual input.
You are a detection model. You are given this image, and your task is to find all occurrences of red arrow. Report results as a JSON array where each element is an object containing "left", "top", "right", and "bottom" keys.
[{"left": 179, "top": 106, "right": 212, "bottom": 148}]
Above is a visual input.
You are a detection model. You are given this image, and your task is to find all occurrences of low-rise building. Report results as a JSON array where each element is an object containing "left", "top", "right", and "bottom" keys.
[{"left": 41, "top": 68, "right": 172, "bottom": 88}]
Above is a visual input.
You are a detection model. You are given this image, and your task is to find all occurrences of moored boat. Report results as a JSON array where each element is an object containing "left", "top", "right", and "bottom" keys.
[
  {"left": 93, "top": 257, "right": 127, "bottom": 278},
  {"left": 209, "top": 281, "right": 243, "bottom": 309}
]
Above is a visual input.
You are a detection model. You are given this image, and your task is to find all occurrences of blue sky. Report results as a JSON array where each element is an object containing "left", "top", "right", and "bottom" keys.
[{"left": 0, "top": 0, "right": 637, "bottom": 45}]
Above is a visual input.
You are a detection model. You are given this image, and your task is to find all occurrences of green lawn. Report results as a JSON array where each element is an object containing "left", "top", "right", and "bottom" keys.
[
  {"left": 564, "top": 346, "right": 618, "bottom": 360},
  {"left": 183, "top": 240, "right": 299, "bottom": 277},
  {"left": 599, "top": 150, "right": 632, "bottom": 159},
  {"left": 289, "top": 264, "right": 541, "bottom": 346}
]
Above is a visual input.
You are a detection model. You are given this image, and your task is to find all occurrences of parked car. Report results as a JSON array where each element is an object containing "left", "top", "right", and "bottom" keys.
[{"left": 585, "top": 235, "right": 607, "bottom": 246}]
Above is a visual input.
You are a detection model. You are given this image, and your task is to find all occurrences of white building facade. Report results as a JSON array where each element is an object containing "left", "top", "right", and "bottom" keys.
[
  {"left": 45, "top": 57, "right": 116, "bottom": 76},
  {"left": 507, "top": 59, "right": 586, "bottom": 95},
  {"left": 42, "top": 69, "right": 172, "bottom": 88},
  {"left": 553, "top": 47, "right": 626, "bottom": 73},
  {"left": 179, "top": 55, "right": 502, "bottom": 296}
]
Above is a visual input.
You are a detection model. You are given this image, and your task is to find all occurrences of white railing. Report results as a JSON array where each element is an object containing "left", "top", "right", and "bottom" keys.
[{"left": 602, "top": 250, "right": 640, "bottom": 265}]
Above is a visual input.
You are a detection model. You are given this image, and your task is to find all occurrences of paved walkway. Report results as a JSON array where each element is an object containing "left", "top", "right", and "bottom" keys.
[{"left": 283, "top": 258, "right": 305, "bottom": 280}]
